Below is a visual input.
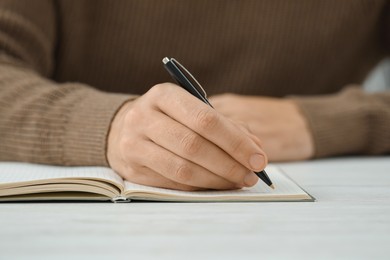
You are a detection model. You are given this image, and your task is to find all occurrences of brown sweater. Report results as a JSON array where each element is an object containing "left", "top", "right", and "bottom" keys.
[{"left": 0, "top": 0, "right": 389, "bottom": 166}]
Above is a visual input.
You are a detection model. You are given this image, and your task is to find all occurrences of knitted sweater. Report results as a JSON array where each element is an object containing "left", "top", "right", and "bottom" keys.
[{"left": 0, "top": 0, "right": 389, "bottom": 166}]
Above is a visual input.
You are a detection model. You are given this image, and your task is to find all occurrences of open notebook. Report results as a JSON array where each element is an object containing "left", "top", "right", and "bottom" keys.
[{"left": 0, "top": 162, "right": 314, "bottom": 202}]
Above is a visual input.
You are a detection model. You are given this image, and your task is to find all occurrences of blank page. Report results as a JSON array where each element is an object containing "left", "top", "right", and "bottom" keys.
[
  {"left": 124, "top": 165, "right": 313, "bottom": 202},
  {"left": 0, "top": 162, "right": 124, "bottom": 188}
]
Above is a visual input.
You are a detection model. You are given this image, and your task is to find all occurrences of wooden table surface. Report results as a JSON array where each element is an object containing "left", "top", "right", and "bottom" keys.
[{"left": 0, "top": 157, "right": 389, "bottom": 260}]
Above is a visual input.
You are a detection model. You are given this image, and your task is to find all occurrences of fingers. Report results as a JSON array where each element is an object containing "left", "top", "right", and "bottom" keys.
[
  {"left": 121, "top": 164, "right": 201, "bottom": 191},
  {"left": 234, "top": 121, "right": 269, "bottom": 166},
  {"left": 154, "top": 84, "right": 267, "bottom": 172},
  {"left": 108, "top": 83, "right": 267, "bottom": 191},
  {"left": 144, "top": 110, "right": 255, "bottom": 187},
  {"left": 130, "top": 139, "right": 240, "bottom": 190}
]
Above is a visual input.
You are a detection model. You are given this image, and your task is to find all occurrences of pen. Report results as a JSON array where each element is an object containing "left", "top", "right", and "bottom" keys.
[{"left": 162, "top": 57, "right": 274, "bottom": 189}]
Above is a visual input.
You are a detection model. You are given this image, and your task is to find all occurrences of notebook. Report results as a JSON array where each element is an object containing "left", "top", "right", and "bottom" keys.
[{"left": 0, "top": 162, "right": 314, "bottom": 202}]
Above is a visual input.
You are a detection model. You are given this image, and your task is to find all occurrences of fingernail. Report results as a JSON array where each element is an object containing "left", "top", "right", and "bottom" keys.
[
  {"left": 249, "top": 154, "right": 265, "bottom": 171},
  {"left": 244, "top": 172, "right": 258, "bottom": 187}
]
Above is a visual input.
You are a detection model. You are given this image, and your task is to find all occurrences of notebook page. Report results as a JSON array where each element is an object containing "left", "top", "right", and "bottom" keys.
[
  {"left": 124, "top": 165, "right": 311, "bottom": 201},
  {"left": 0, "top": 162, "right": 124, "bottom": 188}
]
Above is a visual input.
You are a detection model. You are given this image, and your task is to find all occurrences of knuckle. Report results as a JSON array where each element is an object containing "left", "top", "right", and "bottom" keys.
[
  {"left": 147, "top": 84, "right": 167, "bottom": 102},
  {"left": 147, "top": 83, "right": 177, "bottom": 106},
  {"left": 174, "top": 162, "right": 193, "bottom": 183},
  {"left": 148, "top": 83, "right": 175, "bottom": 98},
  {"left": 149, "top": 84, "right": 166, "bottom": 96},
  {"left": 123, "top": 107, "right": 140, "bottom": 125},
  {"left": 195, "top": 108, "right": 219, "bottom": 132},
  {"left": 230, "top": 137, "right": 245, "bottom": 154},
  {"left": 119, "top": 136, "right": 138, "bottom": 160},
  {"left": 180, "top": 132, "right": 203, "bottom": 155}
]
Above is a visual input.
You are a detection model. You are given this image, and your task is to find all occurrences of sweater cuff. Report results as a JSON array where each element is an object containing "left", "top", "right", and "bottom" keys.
[
  {"left": 63, "top": 87, "right": 136, "bottom": 166},
  {"left": 291, "top": 86, "right": 368, "bottom": 158}
]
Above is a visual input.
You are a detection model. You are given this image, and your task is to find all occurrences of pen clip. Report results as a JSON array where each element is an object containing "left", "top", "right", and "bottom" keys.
[{"left": 170, "top": 58, "right": 208, "bottom": 99}]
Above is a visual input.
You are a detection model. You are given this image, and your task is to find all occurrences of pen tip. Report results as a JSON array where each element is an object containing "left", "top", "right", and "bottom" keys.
[{"left": 270, "top": 184, "right": 275, "bottom": 190}]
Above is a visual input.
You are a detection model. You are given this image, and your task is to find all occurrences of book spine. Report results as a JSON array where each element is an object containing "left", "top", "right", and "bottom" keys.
[{"left": 111, "top": 196, "right": 131, "bottom": 203}]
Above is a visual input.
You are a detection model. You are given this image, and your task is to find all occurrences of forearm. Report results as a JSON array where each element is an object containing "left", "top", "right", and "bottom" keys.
[
  {"left": 0, "top": 56, "right": 134, "bottom": 165},
  {"left": 292, "top": 86, "right": 390, "bottom": 157}
]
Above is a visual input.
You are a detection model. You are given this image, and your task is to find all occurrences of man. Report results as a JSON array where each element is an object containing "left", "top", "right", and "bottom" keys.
[{"left": 0, "top": 0, "right": 389, "bottom": 190}]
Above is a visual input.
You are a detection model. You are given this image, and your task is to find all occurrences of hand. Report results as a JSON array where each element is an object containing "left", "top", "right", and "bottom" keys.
[
  {"left": 209, "top": 94, "right": 314, "bottom": 161},
  {"left": 107, "top": 84, "right": 267, "bottom": 191}
]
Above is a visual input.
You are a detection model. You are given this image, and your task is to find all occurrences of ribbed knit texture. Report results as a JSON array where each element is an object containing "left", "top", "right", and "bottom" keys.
[{"left": 0, "top": 0, "right": 389, "bottom": 165}]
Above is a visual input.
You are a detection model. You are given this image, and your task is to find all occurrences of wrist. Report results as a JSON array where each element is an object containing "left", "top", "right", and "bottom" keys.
[
  {"left": 286, "top": 99, "right": 315, "bottom": 159},
  {"left": 106, "top": 100, "right": 136, "bottom": 168}
]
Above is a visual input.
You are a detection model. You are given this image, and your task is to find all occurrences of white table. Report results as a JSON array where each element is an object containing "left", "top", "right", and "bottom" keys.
[{"left": 0, "top": 157, "right": 389, "bottom": 260}]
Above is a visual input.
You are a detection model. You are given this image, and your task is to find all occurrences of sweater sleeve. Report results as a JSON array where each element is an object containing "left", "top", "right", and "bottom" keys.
[
  {"left": 292, "top": 87, "right": 390, "bottom": 158},
  {"left": 292, "top": 4, "right": 390, "bottom": 158},
  {"left": 0, "top": 0, "right": 134, "bottom": 166}
]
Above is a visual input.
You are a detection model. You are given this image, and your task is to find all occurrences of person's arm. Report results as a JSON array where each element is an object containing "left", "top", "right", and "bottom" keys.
[
  {"left": 211, "top": 5, "right": 390, "bottom": 162},
  {"left": 0, "top": 0, "right": 133, "bottom": 165},
  {"left": 0, "top": 0, "right": 268, "bottom": 191},
  {"left": 292, "top": 4, "right": 390, "bottom": 158},
  {"left": 292, "top": 86, "right": 390, "bottom": 158},
  {"left": 210, "top": 86, "right": 390, "bottom": 161}
]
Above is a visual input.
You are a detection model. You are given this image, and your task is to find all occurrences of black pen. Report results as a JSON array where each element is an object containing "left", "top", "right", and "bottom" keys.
[{"left": 162, "top": 57, "right": 274, "bottom": 189}]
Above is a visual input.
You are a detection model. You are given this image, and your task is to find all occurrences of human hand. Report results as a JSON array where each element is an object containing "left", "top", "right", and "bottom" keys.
[
  {"left": 209, "top": 94, "right": 314, "bottom": 162},
  {"left": 107, "top": 84, "right": 267, "bottom": 191}
]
